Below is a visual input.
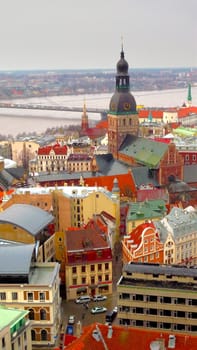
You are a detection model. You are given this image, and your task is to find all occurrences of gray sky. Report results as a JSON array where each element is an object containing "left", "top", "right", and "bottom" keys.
[{"left": 0, "top": 0, "right": 196, "bottom": 70}]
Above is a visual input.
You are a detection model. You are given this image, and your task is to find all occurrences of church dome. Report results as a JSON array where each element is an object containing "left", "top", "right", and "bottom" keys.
[
  {"left": 116, "top": 50, "right": 129, "bottom": 74},
  {"left": 109, "top": 91, "right": 136, "bottom": 113},
  {"left": 109, "top": 47, "right": 137, "bottom": 114}
]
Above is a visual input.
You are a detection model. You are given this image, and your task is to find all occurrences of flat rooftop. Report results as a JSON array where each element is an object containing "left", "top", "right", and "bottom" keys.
[
  {"left": 0, "top": 307, "right": 28, "bottom": 330},
  {"left": 29, "top": 264, "right": 59, "bottom": 285}
]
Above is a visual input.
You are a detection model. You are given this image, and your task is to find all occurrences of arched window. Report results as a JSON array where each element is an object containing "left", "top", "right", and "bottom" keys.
[
  {"left": 40, "top": 309, "right": 47, "bottom": 320},
  {"left": 31, "top": 330, "right": 36, "bottom": 341},
  {"left": 41, "top": 329, "right": 48, "bottom": 341},
  {"left": 29, "top": 309, "right": 34, "bottom": 320}
]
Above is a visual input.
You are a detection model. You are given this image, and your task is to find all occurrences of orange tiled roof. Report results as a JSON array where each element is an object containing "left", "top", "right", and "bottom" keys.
[
  {"left": 138, "top": 109, "right": 163, "bottom": 118},
  {"left": 178, "top": 106, "right": 197, "bottom": 117},
  {"left": 64, "top": 322, "right": 197, "bottom": 350},
  {"left": 84, "top": 173, "right": 136, "bottom": 197},
  {"left": 38, "top": 143, "right": 67, "bottom": 155},
  {"left": 95, "top": 120, "right": 108, "bottom": 129}
]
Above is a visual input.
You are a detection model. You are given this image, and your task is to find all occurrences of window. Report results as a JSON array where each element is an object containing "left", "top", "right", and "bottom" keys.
[
  {"left": 12, "top": 292, "right": 18, "bottom": 300},
  {"left": 28, "top": 292, "right": 33, "bottom": 302},
  {"left": 73, "top": 278, "right": 77, "bottom": 286},
  {"left": 105, "top": 263, "right": 109, "bottom": 270},
  {"left": 98, "top": 264, "right": 102, "bottom": 271},
  {"left": 0, "top": 292, "right": 6, "bottom": 300},
  {"left": 40, "top": 309, "right": 47, "bottom": 320},
  {"left": 29, "top": 309, "right": 34, "bottom": 320},
  {"left": 40, "top": 292, "right": 45, "bottom": 302},
  {"left": 41, "top": 330, "right": 48, "bottom": 341},
  {"left": 105, "top": 274, "right": 109, "bottom": 281},
  {"left": 2, "top": 338, "right": 5, "bottom": 348},
  {"left": 90, "top": 265, "right": 95, "bottom": 272},
  {"left": 81, "top": 266, "right": 86, "bottom": 273},
  {"left": 82, "top": 277, "right": 86, "bottom": 284},
  {"left": 72, "top": 266, "right": 77, "bottom": 274},
  {"left": 31, "top": 329, "right": 36, "bottom": 340}
]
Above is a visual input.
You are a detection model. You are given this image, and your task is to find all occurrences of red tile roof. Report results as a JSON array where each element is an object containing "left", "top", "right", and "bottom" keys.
[
  {"left": 178, "top": 106, "right": 197, "bottom": 117},
  {"left": 84, "top": 173, "right": 136, "bottom": 197},
  {"left": 62, "top": 323, "right": 197, "bottom": 350},
  {"left": 83, "top": 127, "right": 106, "bottom": 139},
  {"left": 66, "top": 228, "right": 110, "bottom": 251},
  {"left": 95, "top": 120, "right": 108, "bottom": 129},
  {"left": 38, "top": 143, "right": 67, "bottom": 155},
  {"left": 139, "top": 109, "right": 163, "bottom": 119}
]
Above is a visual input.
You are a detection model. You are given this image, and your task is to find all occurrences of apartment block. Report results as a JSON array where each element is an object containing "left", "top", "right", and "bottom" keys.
[
  {"left": 117, "top": 263, "right": 197, "bottom": 334},
  {"left": 0, "top": 244, "right": 61, "bottom": 348}
]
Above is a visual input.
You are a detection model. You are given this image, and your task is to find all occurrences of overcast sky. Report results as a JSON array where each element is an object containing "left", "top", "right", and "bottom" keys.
[{"left": 0, "top": 0, "right": 196, "bottom": 71}]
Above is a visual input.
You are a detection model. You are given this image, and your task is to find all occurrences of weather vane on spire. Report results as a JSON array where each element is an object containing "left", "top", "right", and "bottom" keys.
[{"left": 121, "top": 35, "right": 124, "bottom": 51}]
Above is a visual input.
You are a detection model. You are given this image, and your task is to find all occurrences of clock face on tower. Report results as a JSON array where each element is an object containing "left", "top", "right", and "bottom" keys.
[{"left": 123, "top": 102, "right": 131, "bottom": 111}]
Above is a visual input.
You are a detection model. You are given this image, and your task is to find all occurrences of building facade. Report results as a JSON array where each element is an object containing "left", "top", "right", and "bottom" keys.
[
  {"left": 64, "top": 228, "right": 113, "bottom": 300},
  {"left": 0, "top": 262, "right": 61, "bottom": 348},
  {"left": 117, "top": 263, "right": 197, "bottom": 334},
  {"left": 122, "top": 222, "right": 164, "bottom": 264},
  {"left": 30, "top": 143, "right": 68, "bottom": 174},
  {"left": 0, "top": 306, "right": 31, "bottom": 350}
]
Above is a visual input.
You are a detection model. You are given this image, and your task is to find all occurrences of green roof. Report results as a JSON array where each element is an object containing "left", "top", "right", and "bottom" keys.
[
  {"left": 0, "top": 306, "right": 29, "bottom": 331},
  {"left": 126, "top": 199, "right": 166, "bottom": 221},
  {"left": 119, "top": 135, "right": 168, "bottom": 167}
]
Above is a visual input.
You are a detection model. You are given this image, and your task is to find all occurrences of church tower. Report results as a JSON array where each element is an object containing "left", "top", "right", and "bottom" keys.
[
  {"left": 108, "top": 46, "right": 139, "bottom": 158},
  {"left": 81, "top": 99, "right": 89, "bottom": 133}
]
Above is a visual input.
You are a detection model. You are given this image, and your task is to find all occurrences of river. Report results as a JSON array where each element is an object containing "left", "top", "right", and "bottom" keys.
[{"left": 0, "top": 87, "right": 196, "bottom": 137}]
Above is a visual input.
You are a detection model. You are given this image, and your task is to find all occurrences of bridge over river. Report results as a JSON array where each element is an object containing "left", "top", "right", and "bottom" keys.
[{"left": 0, "top": 102, "right": 108, "bottom": 119}]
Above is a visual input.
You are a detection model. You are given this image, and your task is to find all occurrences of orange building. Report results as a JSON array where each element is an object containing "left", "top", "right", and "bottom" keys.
[{"left": 122, "top": 222, "right": 164, "bottom": 264}]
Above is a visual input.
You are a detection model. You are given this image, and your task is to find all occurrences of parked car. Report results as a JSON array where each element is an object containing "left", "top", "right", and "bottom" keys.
[
  {"left": 75, "top": 295, "right": 91, "bottom": 304},
  {"left": 105, "top": 309, "right": 117, "bottom": 323},
  {"left": 68, "top": 315, "right": 75, "bottom": 325},
  {"left": 92, "top": 294, "right": 107, "bottom": 302},
  {"left": 91, "top": 306, "right": 107, "bottom": 314}
]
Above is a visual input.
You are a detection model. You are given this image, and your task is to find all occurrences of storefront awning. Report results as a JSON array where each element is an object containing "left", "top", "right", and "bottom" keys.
[
  {"left": 77, "top": 287, "right": 87, "bottom": 293},
  {"left": 98, "top": 284, "right": 108, "bottom": 288}
]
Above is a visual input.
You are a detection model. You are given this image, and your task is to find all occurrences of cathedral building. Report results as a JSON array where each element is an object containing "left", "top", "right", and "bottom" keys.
[{"left": 108, "top": 46, "right": 139, "bottom": 158}]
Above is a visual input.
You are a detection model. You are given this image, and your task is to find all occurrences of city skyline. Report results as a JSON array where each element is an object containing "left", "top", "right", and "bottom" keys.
[{"left": 0, "top": 0, "right": 196, "bottom": 71}]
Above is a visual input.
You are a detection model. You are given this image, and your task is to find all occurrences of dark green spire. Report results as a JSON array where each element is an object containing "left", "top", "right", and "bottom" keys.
[{"left": 187, "top": 83, "right": 192, "bottom": 102}]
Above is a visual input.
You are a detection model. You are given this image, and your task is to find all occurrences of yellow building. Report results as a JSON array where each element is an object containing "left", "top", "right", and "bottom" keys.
[
  {"left": 2, "top": 185, "right": 120, "bottom": 249},
  {"left": 0, "top": 203, "right": 55, "bottom": 263}
]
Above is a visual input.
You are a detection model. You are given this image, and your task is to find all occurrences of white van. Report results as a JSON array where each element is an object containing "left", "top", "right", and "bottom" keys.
[{"left": 75, "top": 295, "right": 91, "bottom": 304}]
